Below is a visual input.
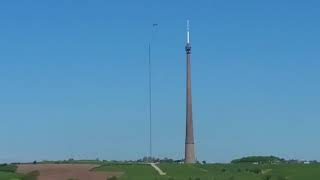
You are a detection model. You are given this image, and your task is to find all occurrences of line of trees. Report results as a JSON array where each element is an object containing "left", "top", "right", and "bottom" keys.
[
  {"left": 231, "top": 156, "right": 285, "bottom": 164},
  {"left": 231, "top": 156, "right": 319, "bottom": 164}
]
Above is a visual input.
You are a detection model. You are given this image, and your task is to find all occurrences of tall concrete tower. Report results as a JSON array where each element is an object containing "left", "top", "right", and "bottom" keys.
[{"left": 185, "top": 20, "right": 196, "bottom": 164}]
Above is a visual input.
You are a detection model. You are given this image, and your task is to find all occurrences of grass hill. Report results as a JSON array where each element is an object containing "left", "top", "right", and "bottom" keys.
[{"left": 95, "top": 163, "right": 320, "bottom": 180}]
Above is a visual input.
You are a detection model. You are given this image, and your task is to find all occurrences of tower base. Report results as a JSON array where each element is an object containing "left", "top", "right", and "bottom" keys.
[{"left": 185, "top": 143, "right": 196, "bottom": 164}]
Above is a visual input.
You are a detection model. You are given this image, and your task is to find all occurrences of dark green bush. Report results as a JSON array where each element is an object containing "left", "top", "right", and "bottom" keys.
[
  {"left": 248, "top": 168, "right": 261, "bottom": 174},
  {"left": 107, "top": 176, "right": 118, "bottom": 180}
]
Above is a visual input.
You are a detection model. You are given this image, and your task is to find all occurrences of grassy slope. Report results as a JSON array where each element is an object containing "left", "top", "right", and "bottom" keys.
[
  {"left": 160, "top": 163, "right": 261, "bottom": 180},
  {"left": 0, "top": 164, "right": 20, "bottom": 180},
  {"left": 95, "top": 163, "right": 320, "bottom": 180},
  {"left": 263, "top": 164, "right": 320, "bottom": 180},
  {"left": 0, "top": 164, "right": 38, "bottom": 180},
  {"left": 0, "top": 172, "right": 21, "bottom": 180},
  {"left": 95, "top": 163, "right": 261, "bottom": 180},
  {"left": 95, "top": 163, "right": 162, "bottom": 180}
]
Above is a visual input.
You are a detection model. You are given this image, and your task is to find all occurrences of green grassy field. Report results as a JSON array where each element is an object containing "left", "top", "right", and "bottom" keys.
[
  {"left": 0, "top": 164, "right": 20, "bottom": 180},
  {"left": 160, "top": 163, "right": 261, "bottom": 180},
  {"left": 2, "top": 162, "right": 320, "bottom": 180},
  {"left": 95, "top": 163, "right": 162, "bottom": 180},
  {"left": 0, "top": 172, "right": 21, "bottom": 180},
  {"left": 261, "top": 164, "right": 320, "bottom": 180},
  {"left": 0, "top": 164, "right": 38, "bottom": 180},
  {"left": 95, "top": 163, "right": 320, "bottom": 180}
]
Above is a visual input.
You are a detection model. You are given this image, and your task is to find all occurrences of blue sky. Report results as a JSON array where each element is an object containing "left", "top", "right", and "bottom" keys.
[{"left": 0, "top": 0, "right": 320, "bottom": 163}]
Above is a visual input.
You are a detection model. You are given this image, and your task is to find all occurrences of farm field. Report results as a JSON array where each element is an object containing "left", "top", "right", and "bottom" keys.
[
  {"left": 0, "top": 164, "right": 21, "bottom": 180},
  {"left": 95, "top": 163, "right": 320, "bottom": 180},
  {"left": 0, "top": 172, "right": 21, "bottom": 180},
  {"left": 94, "top": 163, "right": 161, "bottom": 180},
  {"left": 2, "top": 162, "right": 320, "bottom": 180},
  {"left": 16, "top": 164, "right": 117, "bottom": 180}
]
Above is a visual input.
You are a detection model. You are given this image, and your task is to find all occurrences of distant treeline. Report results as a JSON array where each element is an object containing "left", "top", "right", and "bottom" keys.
[
  {"left": 231, "top": 156, "right": 285, "bottom": 164},
  {"left": 137, "top": 157, "right": 184, "bottom": 163},
  {"left": 231, "top": 156, "right": 319, "bottom": 164}
]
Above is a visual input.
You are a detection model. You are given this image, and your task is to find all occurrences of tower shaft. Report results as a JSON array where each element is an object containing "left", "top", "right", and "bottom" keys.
[{"left": 185, "top": 20, "right": 196, "bottom": 164}]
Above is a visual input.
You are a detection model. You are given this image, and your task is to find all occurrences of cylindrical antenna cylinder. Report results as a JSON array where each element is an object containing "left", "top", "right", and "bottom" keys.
[{"left": 187, "top": 20, "right": 190, "bottom": 44}]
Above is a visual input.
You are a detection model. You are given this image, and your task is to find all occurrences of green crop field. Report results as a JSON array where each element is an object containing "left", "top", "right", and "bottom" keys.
[
  {"left": 0, "top": 164, "right": 20, "bottom": 180},
  {"left": 260, "top": 164, "right": 320, "bottom": 180},
  {"left": 95, "top": 163, "right": 320, "bottom": 180},
  {"left": 0, "top": 172, "right": 21, "bottom": 180},
  {"left": 1, "top": 162, "right": 320, "bottom": 180},
  {"left": 94, "top": 163, "right": 162, "bottom": 180},
  {"left": 0, "top": 164, "right": 38, "bottom": 180}
]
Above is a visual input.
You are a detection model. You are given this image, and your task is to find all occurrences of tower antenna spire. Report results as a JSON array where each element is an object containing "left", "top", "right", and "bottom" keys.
[{"left": 187, "top": 20, "right": 190, "bottom": 44}]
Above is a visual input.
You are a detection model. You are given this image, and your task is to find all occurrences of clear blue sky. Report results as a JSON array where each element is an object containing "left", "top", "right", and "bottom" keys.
[{"left": 0, "top": 0, "right": 320, "bottom": 163}]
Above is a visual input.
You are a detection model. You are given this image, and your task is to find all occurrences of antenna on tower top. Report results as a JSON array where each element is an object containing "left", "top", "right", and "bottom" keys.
[{"left": 187, "top": 20, "right": 190, "bottom": 44}]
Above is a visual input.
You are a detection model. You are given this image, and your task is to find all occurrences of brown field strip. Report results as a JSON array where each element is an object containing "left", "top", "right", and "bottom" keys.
[{"left": 17, "top": 164, "right": 122, "bottom": 180}]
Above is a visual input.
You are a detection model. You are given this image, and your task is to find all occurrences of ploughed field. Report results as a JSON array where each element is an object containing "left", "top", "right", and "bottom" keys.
[
  {"left": 17, "top": 164, "right": 121, "bottom": 180},
  {"left": 0, "top": 164, "right": 119, "bottom": 180}
]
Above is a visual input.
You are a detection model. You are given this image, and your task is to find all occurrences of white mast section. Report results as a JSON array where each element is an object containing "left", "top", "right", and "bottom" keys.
[{"left": 187, "top": 20, "right": 190, "bottom": 44}]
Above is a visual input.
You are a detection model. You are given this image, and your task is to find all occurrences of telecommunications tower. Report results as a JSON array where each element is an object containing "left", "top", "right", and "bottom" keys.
[{"left": 184, "top": 20, "right": 196, "bottom": 164}]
